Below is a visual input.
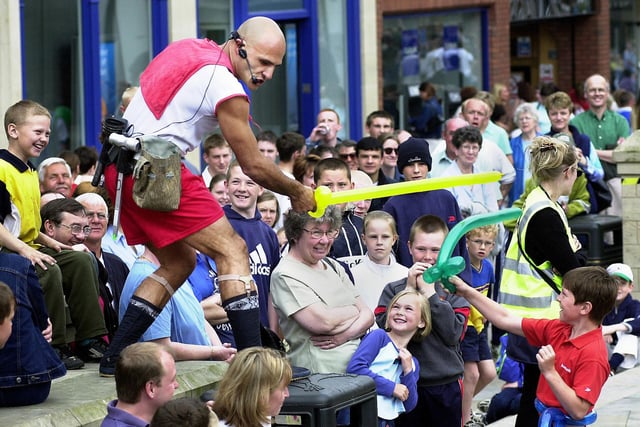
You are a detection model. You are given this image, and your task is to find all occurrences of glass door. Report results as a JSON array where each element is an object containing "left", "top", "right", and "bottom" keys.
[{"left": 250, "top": 22, "right": 300, "bottom": 135}]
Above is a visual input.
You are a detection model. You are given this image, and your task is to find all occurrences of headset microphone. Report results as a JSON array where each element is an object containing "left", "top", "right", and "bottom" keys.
[
  {"left": 239, "top": 47, "right": 259, "bottom": 85},
  {"left": 230, "top": 31, "right": 259, "bottom": 85}
]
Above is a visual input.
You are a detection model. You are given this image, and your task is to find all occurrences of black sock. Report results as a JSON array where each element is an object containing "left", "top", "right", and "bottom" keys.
[
  {"left": 102, "top": 295, "right": 162, "bottom": 362},
  {"left": 610, "top": 353, "right": 625, "bottom": 372},
  {"left": 223, "top": 291, "right": 261, "bottom": 350}
]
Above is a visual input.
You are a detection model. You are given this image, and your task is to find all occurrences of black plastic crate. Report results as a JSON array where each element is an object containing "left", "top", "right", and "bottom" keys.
[
  {"left": 274, "top": 373, "right": 377, "bottom": 427},
  {"left": 568, "top": 214, "right": 623, "bottom": 266}
]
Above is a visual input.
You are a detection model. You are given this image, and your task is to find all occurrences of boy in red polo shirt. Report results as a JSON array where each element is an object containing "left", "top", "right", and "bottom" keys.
[{"left": 449, "top": 267, "right": 617, "bottom": 422}]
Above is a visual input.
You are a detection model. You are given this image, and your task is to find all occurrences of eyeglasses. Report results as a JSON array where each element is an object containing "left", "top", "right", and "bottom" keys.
[
  {"left": 302, "top": 228, "right": 339, "bottom": 239},
  {"left": 383, "top": 147, "right": 398, "bottom": 155},
  {"left": 56, "top": 223, "right": 92, "bottom": 235},
  {"left": 459, "top": 144, "right": 480, "bottom": 152},
  {"left": 469, "top": 239, "right": 495, "bottom": 247},
  {"left": 340, "top": 153, "right": 356, "bottom": 160}
]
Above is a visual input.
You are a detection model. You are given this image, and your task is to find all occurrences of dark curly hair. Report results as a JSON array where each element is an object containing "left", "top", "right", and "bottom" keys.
[
  {"left": 283, "top": 205, "right": 342, "bottom": 246},
  {"left": 451, "top": 125, "right": 483, "bottom": 149}
]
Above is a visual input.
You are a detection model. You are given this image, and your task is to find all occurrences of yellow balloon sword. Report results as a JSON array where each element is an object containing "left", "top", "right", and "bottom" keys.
[{"left": 309, "top": 171, "right": 502, "bottom": 217}]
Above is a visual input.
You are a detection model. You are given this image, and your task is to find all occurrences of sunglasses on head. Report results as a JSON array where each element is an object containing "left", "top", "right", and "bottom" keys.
[{"left": 384, "top": 147, "right": 398, "bottom": 155}]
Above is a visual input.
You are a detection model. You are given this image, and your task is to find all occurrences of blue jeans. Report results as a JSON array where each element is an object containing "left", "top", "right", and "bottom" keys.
[
  {"left": 0, "top": 383, "right": 51, "bottom": 407},
  {"left": 0, "top": 253, "right": 66, "bottom": 406}
]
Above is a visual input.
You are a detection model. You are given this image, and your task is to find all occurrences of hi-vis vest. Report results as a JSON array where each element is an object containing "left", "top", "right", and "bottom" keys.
[{"left": 499, "top": 186, "right": 580, "bottom": 319}]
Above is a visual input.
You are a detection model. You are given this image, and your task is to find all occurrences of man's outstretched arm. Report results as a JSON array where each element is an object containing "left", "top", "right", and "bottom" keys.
[{"left": 216, "top": 97, "right": 315, "bottom": 212}]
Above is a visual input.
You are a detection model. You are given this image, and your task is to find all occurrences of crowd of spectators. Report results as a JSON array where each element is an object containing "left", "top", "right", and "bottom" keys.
[{"left": 1, "top": 19, "right": 639, "bottom": 426}]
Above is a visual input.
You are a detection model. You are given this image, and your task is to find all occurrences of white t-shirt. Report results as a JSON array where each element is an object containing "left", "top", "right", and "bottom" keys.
[
  {"left": 351, "top": 254, "right": 408, "bottom": 319},
  {"left": 124, "top": 65, "right": 247, "bottom": 154},
  {"left": 273, "top": 170, "right": 293, "bottom": 230}
]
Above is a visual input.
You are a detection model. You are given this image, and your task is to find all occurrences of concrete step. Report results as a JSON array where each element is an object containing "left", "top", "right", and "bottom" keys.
[{"left": 0, "top": 361, "right": 228, "bottom": 427}]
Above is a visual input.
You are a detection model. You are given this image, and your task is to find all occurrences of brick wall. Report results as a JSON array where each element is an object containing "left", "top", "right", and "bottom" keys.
[
  {"left": 572, "top": 0, "right": 612, "bottom": 86},
  {"left": 486, "top": 0, "right": 511, "bottom": 88}
]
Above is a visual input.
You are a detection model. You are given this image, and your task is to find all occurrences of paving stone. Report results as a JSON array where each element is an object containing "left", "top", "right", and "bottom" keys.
[{"left": 475, "top": 367, "right": 640, "bottom": 426}]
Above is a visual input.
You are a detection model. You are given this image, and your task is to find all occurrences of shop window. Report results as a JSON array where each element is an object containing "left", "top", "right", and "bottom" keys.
[
  {"left": 198, "top": 0, "right": 232, "bottom": 42},
  {"left": 23, "top": 0, "right": 81, "bottom": 159},
  {"left": 382, "top": 10, "right": 484, "bottom": 126},
  {"left": 318, "top": 0, "right": 349, "bottom": 139},
  {"left": 249, "top": 0, "right": 303, "bottom": 12},
  {"left": 251, "top": 23, "right": 300, "bottom": 135},
  {"left": 99, "top": 0, "right": 152, "bottom": 118}
]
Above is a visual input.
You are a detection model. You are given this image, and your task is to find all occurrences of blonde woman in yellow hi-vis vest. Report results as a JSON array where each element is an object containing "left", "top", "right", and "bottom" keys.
[{"left": 498, "top": 135, "right": 587, "bottom": 427}]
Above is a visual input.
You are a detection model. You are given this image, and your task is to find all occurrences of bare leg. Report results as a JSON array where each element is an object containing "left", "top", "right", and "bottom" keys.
[
  {"left": 142, "top": 241, "right": 196, "bottom": 305},
  {"left": 474, "top": 359, "right": 497, "bottom": 394},
  {"left": 185, "top": 216, "right": 261, "bottom": 349},
  {"left": 185, "top": 216, "right": 254, "bottom": 299},
  {"left": 99, "top": 241, "right": 195, "bottom": 376},
  {"left": 462, "top": 361, "right": 480, "bottom": 424},
  {"left": 100, "top": 216, "right": 260, "bottom": 376}
]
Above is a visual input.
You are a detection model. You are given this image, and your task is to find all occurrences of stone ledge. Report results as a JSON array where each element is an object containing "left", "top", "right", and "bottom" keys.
[
  {"left": 0, "top": 361, "right": 228, "bottom": 427},
  {"left": 614, "top": 155, "right": 640, "bottom": 166}
]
